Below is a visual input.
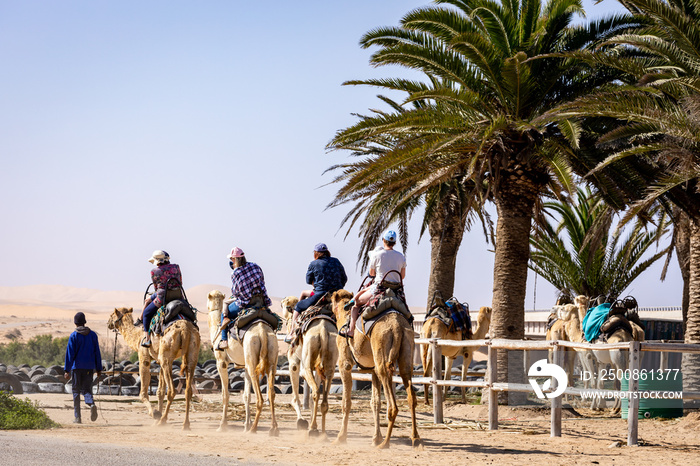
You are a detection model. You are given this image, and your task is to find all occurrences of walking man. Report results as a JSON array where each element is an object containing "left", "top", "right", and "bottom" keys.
[{"left": 64, "top": 311, "right": 102, "bottom": 424}]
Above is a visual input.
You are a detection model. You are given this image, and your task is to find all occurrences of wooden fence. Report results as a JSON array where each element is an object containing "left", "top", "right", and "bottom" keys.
[{"left": 278, "top": 335, "right": 700, "bottom": 447}]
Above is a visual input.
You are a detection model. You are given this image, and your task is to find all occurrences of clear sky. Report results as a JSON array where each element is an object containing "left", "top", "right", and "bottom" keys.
[{"left": 0, "top": 0, "right": 682, "bottom": 309}]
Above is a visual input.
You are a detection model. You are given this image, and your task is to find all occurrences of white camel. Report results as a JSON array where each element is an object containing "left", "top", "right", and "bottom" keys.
[
  {"left": 207, "top": 290, "right": 280, "bottom": 435},
  {"left": 281, "top": 296, "right": 339, "bottom": 438}
]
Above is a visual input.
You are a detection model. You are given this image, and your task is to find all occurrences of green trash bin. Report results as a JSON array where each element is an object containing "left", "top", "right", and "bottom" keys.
[{"left": 621, "top": 372, "right": 683, "bottom": 419}]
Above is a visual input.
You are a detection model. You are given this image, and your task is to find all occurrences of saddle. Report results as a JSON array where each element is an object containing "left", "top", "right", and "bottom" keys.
[
  {"left": 288, "top": 293, "right": 336, "bottom": 347},
  {"left": 228, "top": 299, "right": 281, "bottom": 342},
  {"left": 425, "top": 293, "right": 471, "bottom": 339},
  {"left": 147, "top": 279, "right": 198, "bottom": 336},
  {"left": 361, "top": 273, "right": 413, "bottom": 324}
]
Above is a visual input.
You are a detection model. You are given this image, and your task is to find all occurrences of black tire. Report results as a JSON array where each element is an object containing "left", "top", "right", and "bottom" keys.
[
  {"left": 31, "top": 374, "right": 60, "bottom": 384},
  {"left": 0, "top": 372, "right": 24, "bottom": 394},
  {"left": 11, "top": 371, "right": 30, "bottom": 382}
]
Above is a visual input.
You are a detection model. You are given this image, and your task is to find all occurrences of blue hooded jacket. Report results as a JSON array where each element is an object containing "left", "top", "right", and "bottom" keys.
[{"left": 64, "top": 326, "right": 102, "bottom": 372}]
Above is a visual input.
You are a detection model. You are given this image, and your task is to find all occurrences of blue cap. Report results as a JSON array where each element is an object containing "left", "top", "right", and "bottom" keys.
[
  {"left": 383, "top": 230, "right": 397, "bottom": 242},
  {"left": 314, "top": 243, "right": 328, "bottom": 253}
]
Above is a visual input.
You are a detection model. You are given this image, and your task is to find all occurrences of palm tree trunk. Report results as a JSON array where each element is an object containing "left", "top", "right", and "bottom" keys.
[
  {"left": 682, "top": 218, "right": 700, "bottom": 405},
  {"left": 491, "top": 183, "right": 537, "bottom": 404},
  {"left": 425, "top": 196, "right": 468, "bottom": 310},
  {"left": 674, "top": 211, "right": 690, "bottom": 329}
]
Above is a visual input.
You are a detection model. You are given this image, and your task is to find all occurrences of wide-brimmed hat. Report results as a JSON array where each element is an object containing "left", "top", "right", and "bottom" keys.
[
  {"left": 314, "top": 243, "right": 328, "bottom": 253},
  {"left": 148, "top": 250, "right": 170, "bottom": 265},
  {"left": 226, "top": 247, "right": 245, "bottom": 260}
]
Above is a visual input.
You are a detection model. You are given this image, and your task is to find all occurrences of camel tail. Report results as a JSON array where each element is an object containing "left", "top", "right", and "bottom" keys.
[
  {"left": 255, "top": 330, "right": 269, "bottom": 376},
  {"left": 318, "top": 326, "right": 330, "bottom": 376},
  {"left": 386, "top": 330, "right": 401, "bottom": 370},
  {"left": 180, "top": 323, "right": 192, "bottom": 377}
]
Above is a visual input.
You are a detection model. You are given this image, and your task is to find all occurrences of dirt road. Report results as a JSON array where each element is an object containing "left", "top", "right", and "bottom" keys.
[{"left": 9, "top": 392, "right": 700, "bottom": 465}]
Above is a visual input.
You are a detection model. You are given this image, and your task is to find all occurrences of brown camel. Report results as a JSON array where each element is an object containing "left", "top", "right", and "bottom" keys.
[
  {"left": 281, "top": 296, "right": 339, "bottom": 438},
  {"left": 420, "top": 306, "right": 491, "bottom": 403},
  {"left": 107, "top": 307, "right": 200, "bottom": 429},
  {"left": 331, "top": 289, "right": 421, "bottom": 449},
  {"left": 207, "top": 290, "right": 279, "bottom": 435}
]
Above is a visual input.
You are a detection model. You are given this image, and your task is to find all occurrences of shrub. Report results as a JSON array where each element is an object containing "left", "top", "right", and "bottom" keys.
[
  {"left": 0, "top": 335, "right": 69, "bottom": 367},
  {"left": 0, "top": 392, "right": 60, "bottom": 429}
]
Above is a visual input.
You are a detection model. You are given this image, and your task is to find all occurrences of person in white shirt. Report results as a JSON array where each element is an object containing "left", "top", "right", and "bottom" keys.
[{"left": 340, "top": 230, "right": 406, "bottom": 338}]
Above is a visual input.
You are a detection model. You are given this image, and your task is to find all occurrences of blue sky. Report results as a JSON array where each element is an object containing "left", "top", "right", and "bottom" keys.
[{"left": 0, "top": 0, "right": 681, "bottom": 309}]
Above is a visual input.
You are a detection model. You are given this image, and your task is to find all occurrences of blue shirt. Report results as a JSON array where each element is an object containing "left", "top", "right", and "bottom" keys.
[
  {"left": 306, "top": 256, "right": 347, "bottom": 293},
  {"left": 64, "top": 327, "right": 102, "bottom": 372}
]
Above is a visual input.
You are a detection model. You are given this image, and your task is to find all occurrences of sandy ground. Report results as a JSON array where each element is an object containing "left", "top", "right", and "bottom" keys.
[
  {"left": 11, "top": 392, "right": 700, "bottom": 465},
  {"left": 3, "top": 285, "right": 698, "bottom": 464}
]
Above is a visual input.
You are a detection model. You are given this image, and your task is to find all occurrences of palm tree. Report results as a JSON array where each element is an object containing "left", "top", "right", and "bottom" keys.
[
  {"left": 329, "top": 0, "right": 634, "bottom": 396},
  {"left": 530, "top": 187, "right": 671, "bottom": 299}
]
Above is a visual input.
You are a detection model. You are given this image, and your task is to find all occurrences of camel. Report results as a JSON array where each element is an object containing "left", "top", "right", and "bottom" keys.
[
  {"left": 207, "top": 290, "right": 279, "bottom": 435},
  {"left": 281, "top": 295, "right": 339, "bottom": 438},
  {"left": 331, "top": 289, "right": 421, "bottom": 449},
  {"left": 565, "top": 296, "right": 644, "bottom": 412},
  {"left": 545, "top": 303, "right": 583, "bottom": 401},
  {"left": 107, "top": 307, "right": 200, "bottom": 429},
  {"left": 420, "top": 306, "right": 491, "bottom": 403}
]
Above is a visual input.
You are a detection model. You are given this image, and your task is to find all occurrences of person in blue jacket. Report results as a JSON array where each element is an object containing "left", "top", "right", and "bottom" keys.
[
  {"left": 286, "top": 243, "right": 347, "bottom": 342},
  {"left": 64, "top": 312, "right": 103, "bottom": 424}
]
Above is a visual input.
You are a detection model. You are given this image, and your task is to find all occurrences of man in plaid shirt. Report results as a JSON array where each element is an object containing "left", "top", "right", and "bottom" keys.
[{"left": 218, "top": 247, "right": 272, "bottom": 349}]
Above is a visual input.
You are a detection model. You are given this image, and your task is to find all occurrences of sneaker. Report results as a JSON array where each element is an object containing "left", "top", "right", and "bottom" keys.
[
  {"left": 284, "top": 334, "right": 294, "bottom": 344},
  {"left": 73, "top": 418, "right": 81, "bottom": 424},
  {"left": 217, "top": 340, "right": 228, "bottom": 350},
  {"left": 90, "top": 404, "right": 98, "bottom": 422},
  {"left": 141, "top": 336, "right": 151, "bottom": 348}
]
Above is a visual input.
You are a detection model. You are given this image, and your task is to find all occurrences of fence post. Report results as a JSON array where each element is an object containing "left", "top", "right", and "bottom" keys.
[
  {"left": 551, "top": 344, "right": 563, "bottom": 437},
  {"left": 431, "top": 338, "right": 444, "bottom": 424},
  {"left": 488, "top": 342, "right": 498, "bottom": 430},
  {"left": 627, "top": 340, "right": 641, "bottom": 447}
]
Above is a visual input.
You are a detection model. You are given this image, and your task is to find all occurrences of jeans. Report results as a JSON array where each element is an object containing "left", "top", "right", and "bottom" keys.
[
  {"left": 220, "top": 302, "right": 241, "bottom": 341},
  {"left": 295, "top": 291, "right": 326, "bottom": 314},
  {"left": 142, "top": 301, "right": 159, "bottom": 332},
  {"left": 71, "top": 369, "right": 94, "bottom": 420}
]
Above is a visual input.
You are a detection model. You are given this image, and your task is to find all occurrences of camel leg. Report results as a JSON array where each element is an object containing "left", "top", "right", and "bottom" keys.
[
  {"left": 443, "top": 356, "right": 454, "bottom": 400},
  {"left": 460, "top": 351, "right": 471, "bottom": 404},
  {"left": 138, "top": 359, "right": 159, "bottom": 420},
  {"left": 182, "top": 351, "right": 196, "bottom": 431},
  {"left": 267, "top": 340, "right": 279, "bottom": 437},
  {"left": 376, "top": 363, "right": 398, "bottom": 450},
  {"left": 302, "top": 356, "right": 321, "bottom": 436},
  {"left": 156, "top": 366, "right": 166, "bottom": 423},
  {"left": 242, "top": 372, "right": 253, "bottom": 431},
  {"left": 320, "top": 367, "right": 332, "bottom": 438},
  {"left": 370, "top": 372, "right": 383, "bottom": 447},
  {"left": 400, "top": 354, "right": 422, "bottom": 448},
  {"left": 334, "top": 357, "right": 353, "bottom": 444},
  {"left": 421, "top": 342, "right": 431, "bottom": 404},
  {"left": 288, "top": 352, "right": 306, "bottom": 429},
  {"left": 217, "top": 357, "right": 229, "bottom": 432},
  {"left": 250, "top": 374, "right": 264, "bottom": 434},
  {"left": 157, "top": 356, "right": 175, "bottom": 426}
]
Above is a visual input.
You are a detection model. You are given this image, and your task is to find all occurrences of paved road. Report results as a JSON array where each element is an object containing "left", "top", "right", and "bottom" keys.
[{"left": 0, "top": 431, "right": 244, "bottom": 465}]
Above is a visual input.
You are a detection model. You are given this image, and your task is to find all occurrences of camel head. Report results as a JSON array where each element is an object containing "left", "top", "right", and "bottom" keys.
[
  {"left": 207, "top": 290, "right": 225, "bottom": 312},
  {"left": 280, "top": 296, "right": 299, "bottom": 323},
  {"left": 476, "top": 306, "right": 492, "bottom": 325},
  {"left": 331, "top": 289, "right": 353, "bottom": 322},
  {"left": 107, "top": 307, "right": 134, "bottom": 330}
]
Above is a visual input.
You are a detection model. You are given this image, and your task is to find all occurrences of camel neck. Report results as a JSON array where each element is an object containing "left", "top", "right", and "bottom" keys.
[{"left": 117, "top": 318, "right": 146, "bottom": 352}]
